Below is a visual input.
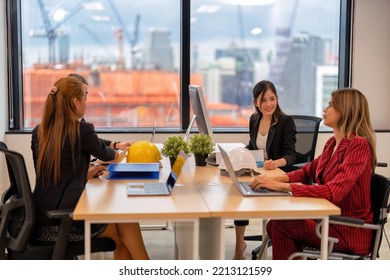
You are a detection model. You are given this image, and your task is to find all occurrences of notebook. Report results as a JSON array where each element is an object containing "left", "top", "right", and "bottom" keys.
[
  {"left": 218, "top": 145, "right": 290, "bottom": 197},
  {"left": 126, "top": 150, "right": 187, "bottom": 196}
]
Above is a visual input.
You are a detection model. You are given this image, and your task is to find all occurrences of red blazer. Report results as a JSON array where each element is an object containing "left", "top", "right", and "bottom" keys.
[{"left": 287, "top": 136, "right": 373, "bottom": 254}]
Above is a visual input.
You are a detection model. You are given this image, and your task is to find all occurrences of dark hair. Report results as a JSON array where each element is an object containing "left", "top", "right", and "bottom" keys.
[
  {"left": 68, "top": 73, "right": 88, "bottom": 85},
  {"left": 252, "top": 80, "right": 284, "bottom": 125}
]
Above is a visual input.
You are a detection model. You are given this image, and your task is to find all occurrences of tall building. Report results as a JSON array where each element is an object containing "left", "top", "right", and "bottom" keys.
[
  {"left": 202, "top": 58, "right": 236, "bottom": 104},
  {"left": 144, "top": 28, "right": 174, "bottom": 71},
  {"left": 315, "top": 65, "right": 338, "bottom": 117},
  {"left": 58, "top": 34, "right": 70, "bottom": 64},
  {"left": 202, "top": 46, "right": 261, "bottom": 106},
  {"left": 270, "top": 32, "right": 326, "bottom": 116}
]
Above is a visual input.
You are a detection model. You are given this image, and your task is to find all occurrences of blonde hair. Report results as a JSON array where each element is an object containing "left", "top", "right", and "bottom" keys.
[
  {"left": 332, "top": 88, "right": 377, "bottom": 171},
  {"left": 37, "top": 77, "right": 84, "bottom": 186}
]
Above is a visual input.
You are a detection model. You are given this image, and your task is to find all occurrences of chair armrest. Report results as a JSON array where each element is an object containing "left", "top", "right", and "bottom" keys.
[
  {"left": 329, "top": 215, "right": 381, "bottom": 231},
  {"left": 329, "top": 215, "right": 365, "bottom": 225},
  {"left": 243, "top": 235, "right": 263, "bottom": 241},
  {"left": 317, "top": 215, "right": 380, "bottom": 240},
  {"left": 46, "top": 209, "right": 74, "bottom": 260},
  {"left": 46, "top": 209, "right": 73, "bottom": 220}
]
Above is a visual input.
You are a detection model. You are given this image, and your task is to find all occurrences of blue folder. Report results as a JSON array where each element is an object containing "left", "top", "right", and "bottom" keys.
[{"left": 106, "top": 163, "right": 160, "bottom": 180}]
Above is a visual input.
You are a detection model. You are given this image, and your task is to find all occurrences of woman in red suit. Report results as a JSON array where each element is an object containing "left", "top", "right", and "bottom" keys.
[{"left": 249, "top": 88, "right": 377, "bottom": 259}]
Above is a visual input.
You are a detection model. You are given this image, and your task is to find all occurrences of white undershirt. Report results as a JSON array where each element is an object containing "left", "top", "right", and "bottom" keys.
[{"left": 256, "top": 132, "right": 268, "bottom": 160}]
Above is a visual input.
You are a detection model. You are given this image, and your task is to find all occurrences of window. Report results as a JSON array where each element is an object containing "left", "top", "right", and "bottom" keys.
[
  {"left": 8, "top": 0, "right": 348, "bottom": 131},
  {"left": 20, "top": 0, "right": 180, "bottom": 129},
  {"left": 190, "top": 0, "right": 341, "bottom": 127}
]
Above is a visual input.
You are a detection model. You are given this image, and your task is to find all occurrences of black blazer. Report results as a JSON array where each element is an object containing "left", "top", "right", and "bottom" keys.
[
  {"left": 31, "top": 121, "right": 116, "bottom": 228},
  {"left": 246, "top": 113, "right": 297, "bottom": 168}
]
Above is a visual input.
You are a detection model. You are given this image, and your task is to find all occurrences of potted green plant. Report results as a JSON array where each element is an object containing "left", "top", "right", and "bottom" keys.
[
  {"left": 189, "top": 134, "right": 214, "bottom": 166},
  {"left": 161, "top": 135, "right": 190, "bottom": 166}
]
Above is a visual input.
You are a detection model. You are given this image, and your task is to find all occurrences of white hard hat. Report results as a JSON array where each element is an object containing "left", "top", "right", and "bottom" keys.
[{"left": 219, "top": 147, "right": 258, "bottom": 176}]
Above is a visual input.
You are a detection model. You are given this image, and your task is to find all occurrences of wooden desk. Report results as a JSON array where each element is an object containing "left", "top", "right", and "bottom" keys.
[
  {"left": 74, "top": 155, "right": 340, "bottom": 260},
  {"left": 73, "top": 157, "right": 210, "bottom": 260},
  {"left": 186, "top": 160, "right": 340, "bottom": 260}
]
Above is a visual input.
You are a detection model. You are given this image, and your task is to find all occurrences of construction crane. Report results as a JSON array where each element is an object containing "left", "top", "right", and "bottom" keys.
[
  {"left": 276, "top": 0, "right": 299, "bottom": 37},
  {"left": 79, "top": 23, "right": 114, "bottom": 57},
  {"left": 35, "top": 0, "right": 56, "bottom": 64},
  {"left": 33, "top": 0, "right": 88, "bottom": 64},
  {"left": 106, "top": 0, "right": 140, "bottom": 69}
]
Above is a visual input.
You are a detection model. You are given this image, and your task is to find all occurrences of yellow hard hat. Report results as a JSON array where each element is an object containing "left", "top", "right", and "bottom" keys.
[{"left": 126, "top": 140, "right": 162, "bottom": 163}]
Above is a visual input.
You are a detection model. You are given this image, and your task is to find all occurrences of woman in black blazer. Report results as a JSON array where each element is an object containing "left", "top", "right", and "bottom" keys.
[
  {"left": 233, "top": 80, "right": 297, "bottom": 260},
  {"left": 31, "top": 77, "right": 149, "bottom": 259}
]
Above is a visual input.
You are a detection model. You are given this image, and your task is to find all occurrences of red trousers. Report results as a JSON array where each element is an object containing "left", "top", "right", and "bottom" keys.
[{"left": 266, "top": 219, "right": 370, "bottom": 260}]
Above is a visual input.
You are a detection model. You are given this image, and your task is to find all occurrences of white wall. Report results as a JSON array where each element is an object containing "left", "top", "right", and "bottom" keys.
[
  {"left": 352, "top": 0, "right": 390, "bottom": 129},
  {"left": 1, "top": 0, "right": 390, "bottom": 190}
]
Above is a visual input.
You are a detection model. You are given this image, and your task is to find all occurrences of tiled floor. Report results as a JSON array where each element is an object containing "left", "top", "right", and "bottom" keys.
[{"left": 98, "top": 218, "right": 390, "bottom": 260}]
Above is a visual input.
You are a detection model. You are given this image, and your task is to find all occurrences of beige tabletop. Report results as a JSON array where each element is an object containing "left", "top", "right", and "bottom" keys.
[
  {"left": 186, "top": 160, "right": 340, "bottom": 219},
  {"left": 73, "top": 157, "right": 210, "bottom": 221},
  {"left": 73, "top": 154, "right": 340, "bottom": 260}
]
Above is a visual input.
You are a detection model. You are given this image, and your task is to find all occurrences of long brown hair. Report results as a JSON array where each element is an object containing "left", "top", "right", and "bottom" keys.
[
  {"left": 37, "top": 77, "right": 84, "bottom": 186},
  {"left": 332, "top": 88, "right": 377, "bottom": 171},
  {"left": 252, "top": 80, "right": 285, "bottom": 126}
]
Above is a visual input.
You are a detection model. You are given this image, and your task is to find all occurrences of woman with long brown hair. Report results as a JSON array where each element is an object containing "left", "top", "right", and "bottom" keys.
[{"left": 31, "top": 76, "right": 149, "bottom": 259}]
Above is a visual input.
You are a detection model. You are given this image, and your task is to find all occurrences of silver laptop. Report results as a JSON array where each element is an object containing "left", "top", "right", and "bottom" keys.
[
  {"left": 218, "top": 145, "right": 290, "bottom": 197},
  {"left": 127, "top": 150, "right": 187, "bottom": 196}
]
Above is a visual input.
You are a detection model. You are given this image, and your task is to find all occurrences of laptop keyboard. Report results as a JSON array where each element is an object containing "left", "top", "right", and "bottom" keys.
[
  {"left": 240, "top": 182, "right": 269, "bottom": 193},
  {"left": 144, "top": 183, "right": 169, "bottom": 194}
]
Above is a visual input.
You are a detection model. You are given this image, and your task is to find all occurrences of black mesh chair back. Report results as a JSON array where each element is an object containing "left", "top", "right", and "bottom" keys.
[
  {"left": 0, "top": 142, "right": 19, "bottom": 204},
  {"left": 290, "top": 115, "right": 322, "bottom": 164},
  {"left": 369, "top": 174, "right": 390, "bottom": 258},
  {"left": 0, "top": 142, "right": 35, "bottom": 259},
  {"left": 0, "top": 141, "right": 115, "bottom": 260}
]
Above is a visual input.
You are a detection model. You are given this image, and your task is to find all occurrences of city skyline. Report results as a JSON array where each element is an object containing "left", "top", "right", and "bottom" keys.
[
  {"left": 19, "top": 0, "right": 341, "bottom": 129},
  {"left": 22, "top": 0, "right": 340, "bottom": 68}
]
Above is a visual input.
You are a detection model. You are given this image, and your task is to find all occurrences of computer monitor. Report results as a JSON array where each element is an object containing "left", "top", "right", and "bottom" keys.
[
  {"left": 188, "top": 85, "right": 214, "bottom": 142},
  {"left": 183, "top": 114, "right": 197, "bottom": 141}
]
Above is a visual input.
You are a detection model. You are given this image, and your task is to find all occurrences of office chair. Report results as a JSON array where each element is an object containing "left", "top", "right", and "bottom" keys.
[
  {"left": 0, "top": 141, "right": 116, "bottom": 260},
  {"left": 244, "top": 115, "right": 322, "bottom": 260},
  {"left": 290, "top": 115, "right": 322, "bottom": 169},
  {"left": 288, "top": 173, "right": 390, "bottom": 260}
]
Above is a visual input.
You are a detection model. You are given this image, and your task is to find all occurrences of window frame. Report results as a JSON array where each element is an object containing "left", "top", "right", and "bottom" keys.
[{"left": 6, "top": 0, "right": 352, "bottom": 132}]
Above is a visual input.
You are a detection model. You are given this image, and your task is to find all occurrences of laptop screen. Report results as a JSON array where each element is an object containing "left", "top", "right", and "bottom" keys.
[
  {"left": 218, "top": 145, "right": 243, "bottom": 189},
  {"left": 166, "top": 150, "right": 187, "bottom": 189}
]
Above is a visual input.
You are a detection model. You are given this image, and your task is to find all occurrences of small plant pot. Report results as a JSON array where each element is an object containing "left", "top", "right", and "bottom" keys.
[{"left": 194, "top": 154, "right": 208, "bottom": 166}]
